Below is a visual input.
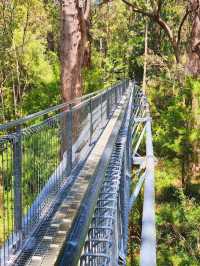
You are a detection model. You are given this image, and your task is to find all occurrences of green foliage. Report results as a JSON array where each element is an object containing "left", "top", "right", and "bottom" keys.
[
  {"left": 0, "top": 0, "right": 60, "bottom": 123},
  {"left": 83, "top": 49, "right": 105, "bottom": 93},
  {"left": 156, "top": 160, "right": 200, "bottom": 265},
  {"left": 84, "top": 0, "right": 134, "bottom": 93},
  {"left": 22, "top": 49, "right": 60, "bottom": 114},
  {"left": 149, "top": 80, "right": 187, "bottom": 159}
]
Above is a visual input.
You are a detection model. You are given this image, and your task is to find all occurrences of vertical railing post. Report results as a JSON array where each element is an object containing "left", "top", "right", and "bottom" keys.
[
  {"left": 132, "top": 80, "right": 136, "bottom": 103},
  {"left": 106, "top": 89, "right": 110, "bottom": 120},
  {"left": 140, "top": 105, "right": 156, "bottom": 266},
  {"left": 89, "top": 97, "right": 93, "bottom": 144},
  {"left": 122, "top": 81, "right": 124, "bottom": 95},
  {"left": 13, "top": 125, "right": 22, "bottom": 246},
  {"left": 118, "top": 85, "right": 120, "bottom": 103},
  {"left": 100, "top": 94, "right": 103, "bottom": 125},
  {"left": 115, "top": 86, "right": 118, "bottom": 106},
  {"left": 123, "top": 80, "right": 126, "bottom": 94},
  {"left": 66, "top": 104, "right": 73, "bottom": 176},
  {"left": 110, "top": 88, "right": 111, "bottom": 113}
]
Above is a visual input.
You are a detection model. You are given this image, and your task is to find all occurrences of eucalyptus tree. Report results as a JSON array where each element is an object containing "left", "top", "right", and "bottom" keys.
[
  {"left": 187, "top": 0, "right": 200, "bottom": 76},
  {"left": 108, "top": 0, "right": 200, "bottom": 184},
  {"left": 100, "top": 0, "right": 199, "bottom": 75},
  {"left": 60, "top": 0, "right": 91, "bottom": 102}
]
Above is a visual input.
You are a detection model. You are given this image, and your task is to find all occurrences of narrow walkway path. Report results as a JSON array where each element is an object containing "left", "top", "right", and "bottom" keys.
[{"left": 13, "top": 91, "right": 130, "bottom": 266}]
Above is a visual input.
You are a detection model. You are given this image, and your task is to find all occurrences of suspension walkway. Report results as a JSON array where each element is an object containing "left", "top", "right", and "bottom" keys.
[{"left": 0, "top": 81, "right": 156, "bottom": 266}]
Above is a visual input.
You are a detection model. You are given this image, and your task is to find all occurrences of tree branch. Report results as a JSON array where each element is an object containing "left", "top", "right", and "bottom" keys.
[
  {"left": 121, "top": 0, "right": 155, "bottom": 18},
  {"left": 157, "top": 0, "right": 162, "bottom": 15},
  {"left": 121, "top": 0, "right": 180, "bottom": 62},
  {"left": 177, "top": 8, "right": 191, "bottom": 48},
  {"left": 121, "top": 0, "right": 173, "bottom": 43},
  {"left": 84, "top": 0, "right": 90, "bottom": 20},
  {"left": 156, "top": 16, "right": 174, "bottom": 44}
]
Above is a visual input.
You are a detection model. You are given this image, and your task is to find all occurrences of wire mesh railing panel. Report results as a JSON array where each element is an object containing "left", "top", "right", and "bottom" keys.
[
  {"left": 72, "top": 102, "right": 90, "bottom": 165},
  {"left": 91, "top": 95, "right": 103, "bottom": 144},
  {"left": 101, "top": 93, "right": 108, "bottom": 128},
  {"left": 0, "top": 80, "right": 128, "bottom": 265},
  {"left": 0, "top": 139, "right": 15, "bottom": 265},
  {"left": 21, "top": 115, "right": 64, "bottom": 237},
  {"left": 0, "top": 117, "right": 68, "bottom": 265}
]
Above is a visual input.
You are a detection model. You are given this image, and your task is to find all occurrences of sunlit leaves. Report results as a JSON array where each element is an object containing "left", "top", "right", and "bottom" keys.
[{"left": 0, "top": 0, "right": 60, "bottom": 121}]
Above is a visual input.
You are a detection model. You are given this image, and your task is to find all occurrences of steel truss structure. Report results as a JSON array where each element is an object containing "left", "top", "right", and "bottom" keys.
[{"left": 79, "top": 82, "right": 156, "bottom": 266}]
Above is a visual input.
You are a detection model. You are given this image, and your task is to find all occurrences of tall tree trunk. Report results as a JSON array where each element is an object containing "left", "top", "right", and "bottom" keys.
[
  {"left": 60, "top": 0, "right": 90, "bottom": 102},
  {"left": 60, "top": 0, "right": 90, "bottom": 157},
  {"left": 184, "top": 1, "right": 200, "bottom": 188},
  {"left": 181, "top": 84, "right": 200, "bottom": 189},
  {"left": 190, "top": 90, "right": 200, "bottom": 181},
  {"left": 186, "top": 0, "right": 200, "bottom": 75}
]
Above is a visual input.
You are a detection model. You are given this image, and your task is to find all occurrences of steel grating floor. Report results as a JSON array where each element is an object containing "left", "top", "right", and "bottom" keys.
[{"left": 80, "top": 128, "right": 127, "bottom": 266}]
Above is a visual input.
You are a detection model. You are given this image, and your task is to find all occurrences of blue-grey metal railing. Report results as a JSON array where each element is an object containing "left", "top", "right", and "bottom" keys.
[
  {"left": 130, "top": 83, "right": 156, "bottom": 266},
  {"left": 74, "top": 81, "right": 156, "bottom": 266},
  {"left": 0, "top": 80, "right": 156, "bottom": 266},
  {"left": 0, "top": 80, "right": 128, "bottom": 265},
  {"left": 59, "top": 83, "right": 133, "bottom": 266},
  {"left": 59, "top": 81, "right": 156, "bottom": 266}
]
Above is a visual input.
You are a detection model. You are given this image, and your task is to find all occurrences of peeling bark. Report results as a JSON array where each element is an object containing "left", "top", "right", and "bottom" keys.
[
  {"left": 60, "top": 0, "right": 90, "bottom": 102},
  {"left": 60, "top": 0, "right": 90, "bottom": 156},
  {"left": 190, "top": 91, "right": 200, "bottom": 180},
  {"left": 186, "top": 0, "right": 200, "bottom": 75},
  {"left": 184, "top": 1, "right": 200, "bottom": 185}
]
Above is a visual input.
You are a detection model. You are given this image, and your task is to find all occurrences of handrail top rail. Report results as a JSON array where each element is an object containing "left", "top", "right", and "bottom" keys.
[{"left": 0, "top": 81, "right": 124, "bottom": 131}]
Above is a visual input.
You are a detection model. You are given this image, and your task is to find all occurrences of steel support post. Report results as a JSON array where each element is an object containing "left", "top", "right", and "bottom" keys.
[
  {"left": 66, "top": 104, "right": 73, "bottom": 176},
  {"left": 100, "top": 93, "right": 103, "bottom": 125},
  {"left": 106, "top": 89, "right": 110, "bottom": 119},
  {"left": 115, "top": 86, "right": 118, "bottom": 106},
  {"left": 89, "top": 97, "right": 93, "bottom": 144},
  {"left": 123, "top": 80, "right": 126, "bottom": 94},
  {"left": 111, "top": 202, "right": 119, "bottom": 266},
  {"left": 13, "top": 125, "right": 22, "bottom": 246},
  {"left": 140, "top": 108, "right": 156, "bottom": 266},
  {"left": 110, "top": 88, "right": 113, "bottom": 109},
  {"left": 120, "top": 84, "right": 122, "bottom": 98}
]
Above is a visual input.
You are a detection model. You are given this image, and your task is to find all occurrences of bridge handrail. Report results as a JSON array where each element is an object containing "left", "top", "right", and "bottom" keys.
[
  {"left": 0, "top": 80, "right": 128, "bottom": 265},
  {"left": 58, "top": 84, "right": 133, "bottom": 266},
  {"left": 130, "top": 83, "right": 156, "bottom": 266},
  {"left": 0, "top": 81, "right": 126, "bottom": 132}
]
